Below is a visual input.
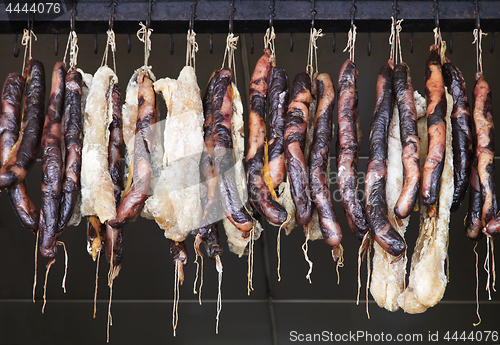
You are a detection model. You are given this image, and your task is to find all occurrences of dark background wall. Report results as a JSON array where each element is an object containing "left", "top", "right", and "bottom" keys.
[{"left": 0, "top": 29, "right": 499, "bottom": 344}]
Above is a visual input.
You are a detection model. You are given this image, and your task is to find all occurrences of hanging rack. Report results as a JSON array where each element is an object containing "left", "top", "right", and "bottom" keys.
[{"left": 1, "top": 1, "right": 499, "bottom": 34}]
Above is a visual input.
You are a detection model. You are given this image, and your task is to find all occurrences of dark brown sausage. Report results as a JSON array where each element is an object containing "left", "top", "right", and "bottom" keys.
[
  {"left": 246, "top": 50, "right": 287, "bottom": 225},
  {"left": 365, "top": 62, "right": 406, "bottom": 258},
  {"left": 284, "top": 72, "right": 312, "bottom": 226},
  {"left": 466, "top": 157, "right": 483, "bottom": 241},
  {"left": 336, "top": 59, "right": 369, "bottom": 240},
  {"left": 422, "top": 45, "right": 447, "bottom": 208},
  {"left": 0, "top": 73, "right": 39, "bottom": 234},
  {"left": 473, "top": 72, "right": 497, "bottom": 234},
  {"left": 58, "top": 68, "right": 83, "bottom": 231},
  {"left": 108, "top": 72, "right": 156, "bottom": 230},
  {"left": 308, "top": 73, "right": 342, "bottom": 248},
  {"left": 393, "top": 63, "right": 420, "bottom": 219},
  {"left": 267, "top": 66, "right": 289, "bottom": 188},
  {"left": 0, "top": 59, "right": 45, "bottom": 188},
  {"left": 443, "top": 60, "right": 473, "bottom": 212},
  {"left": 105, "top": 85, "right": 124, "bottom": 266},
  {"left": 213, "top": 68, "right": 253, "bottom": 233},
  {"left": 39, "top": 62, "right": 66, "bottom": 260}
]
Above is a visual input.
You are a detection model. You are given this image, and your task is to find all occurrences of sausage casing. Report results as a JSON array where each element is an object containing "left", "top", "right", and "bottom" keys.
[
  {"left": 366, "top": 62, "right": 406, "bottom": 257},
  {"left": 309, "top": 73, "right": 342, "bottom": 247},
  {"left": 422, "top": 45, "right": 447, "bottom": 208},
  {"left": 39, "top": 62, "right": 66, "bottom": 259},
  {"left": 284, "top": 72, "right": 312, "bottom": 226},
  {"left": 393, "top": 63, "right": 420, "bottom": 219},
  {"left": 336, "top": 59, "right": 369, "bottom": 240},
  {"left": 443, "top": 60, "right": 473, "bottom": 212},
  {"left": 466, "top": 157, "right": 483, "bottom": 240}
]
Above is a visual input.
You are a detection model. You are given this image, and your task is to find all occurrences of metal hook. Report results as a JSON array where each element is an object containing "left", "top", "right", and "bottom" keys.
[
  {"left": 54, "top": 33, "right": 59, "bottom": 55},
  {"left": 434, "top": 0, "right": 439, "bottom": 28},
  {"left": 109, "top": 0, "right": 117, "bottom": 30},
  {"left": 189, "top": 0, "right": 197, "bottom": 31},
  {"left": 350, "top": 0, "right": 356, "bottom": 28},
  {"left": 269, "top": 0, "right": 275, "bottom": 28},
  {"left": 70, "top": 0, "right": 76, "bottom": 32},
  {"left": 13, "top": 34, "right": 20, "bottom": 57},
  {"left": 228, "top": 0, "right": 235, "bottom": 34},
  {"left": 146, "top": 0, "right": 153, "bottom": 30},
  {"left": 169, "top": 33, "right": 174, "bottom": 55},
  {"left": 332, "top": 32, "right": 336, "bottom": 53},
  {"left": 209, "top": 33, "right": 213, "bottom": 54},
  {"left": 475, "top": 0, "right": 480, "bottom": 30},
  {"left": 127, "top": 33, "right": 131, "bottom": 53},
  {"left": 290, "top": 33, "right": 294, "bottom": 52},
  {"left": 448, "top": 31, "right": 453, "bottom": 54},
  {"left": 392, "top": 0, "right": 398, "bottom": 22},
  {"left": 490, "top": 32, "right": 495, "bottom": 53},
  {"left": 410, "top": 32, "right": 414, "bottom": 53},
  {"left": 367, "top": 32, "right": 372, "bottom": 56},
  {"left": 94, "top": 34, "right": 98, "bottom": 54},
  {"left": 310, "top": 0, "right": 316, "bottom": 29},
  {"left": 250, "top": 32, "right": 254, "bottom": 54}
]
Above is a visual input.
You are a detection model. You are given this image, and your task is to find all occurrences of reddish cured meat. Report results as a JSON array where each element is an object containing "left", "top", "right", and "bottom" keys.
[{"left": 284, "top": 72, "right": 312, "bottom": 226}]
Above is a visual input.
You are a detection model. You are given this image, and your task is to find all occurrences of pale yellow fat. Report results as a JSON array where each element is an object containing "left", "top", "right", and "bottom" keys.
[
  {"left": 144, "top": 66, "right": 203, "bottom": 241},
  {"left": 398, "top": 90, "right": 454, "bottom": 313},
  {"left": 80, "top": 66, "right": 117, "bottom": 223}
]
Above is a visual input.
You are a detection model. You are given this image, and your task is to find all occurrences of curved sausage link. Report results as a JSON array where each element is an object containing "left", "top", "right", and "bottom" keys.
[
  {"left": 474, "top": 72, "right": 497, "bottom": 232},
  {"left": 366, "top": 62, "right": 406, "bottom": 258},
  {"left": 422, "top": 45, "right": 447, "bottom": 208},
  {"left": 467, "top": 157, "right": 483, "bottom": 241},
  {"left": 105, "top": 85, "right": 124, "bottom": 266},
  {"left": 267, "top": 66, "right": 289, "bottom": 188},
  {"left": 0, "top": 59, "right": 45, "bottom": 188},
  {"left": 39, "top": 62, "right": 66, "bottom": 260},
  {"left": 246, "top": 50, "right": 287, "bottom": 225},
  {"left": 108, "top": 72, "right": 156, "bottom": 230},
  {"left": 0, "top": 73, "right": 39, "bottom": 234},
  {"left": 58, "top": 68, "right": 83, "bottom": 231},
  {"left": 284, "top": 72, "right": 312, "bottom": 226},
  {"left": 336, "top": 59, "right": 369, "bottom": 240},
  {"left": 443, "top": 60, "right": 473, "bottom": 212},
  {"left": 309, "top": 73, "right": 342, "bottom": 247},
  {"left": 213, "top": 68, "right": 253, "bottom": 233},
  {"left": 393, "top": 63, "right": 420, "bottom": 219}
]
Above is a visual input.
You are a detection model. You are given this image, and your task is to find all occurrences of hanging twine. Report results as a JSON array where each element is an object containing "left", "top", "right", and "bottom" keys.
[
  {"left": 472, "top": 28, "right": 487, "bottom": 73},
  {"left": 21, "top": 28, "right": 37, "bottom": 73},
  {"left": 222, "top": 33, "right": 239, "bottom": 84},
  {"left": 264, "top": 26, "right": 276, "bottom": 66},
  {"left": 101, "top": 29, "right": 117, "bottom": 73},
  {"left": 63, "top": 31, "right": 79, "bottom": 69},
  {"left": 389, "top": 17, "right": 404, "bottom": 64},
  {"left": 306, "top": 27, "right": 323, "bottom": 77},
  {"left": 343, "top": 24, "right": 357, "bottom": 62},
  {"left": 185, "top": 29, "right": 199, "bottom": 69},
  {"left": 137, "top": 22, "right": 153, "bottom": 70}
]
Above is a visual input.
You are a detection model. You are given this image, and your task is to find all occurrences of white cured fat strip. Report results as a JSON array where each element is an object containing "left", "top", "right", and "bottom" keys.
[
  {"left": 370, "top": 97, "right": 420, "bottom": 311},
  {"left": 81, "top": 66, "right": 117, "bottom": 223},
  {"left": 278, "top": 178, "right": 296, "bottom": 235},
  {"left": 145, "top": 66, "right": 203, "bottom": 242},
  {"left": 398, "top": 90, "right": 453, "bottom": 314},
  {"left": 223, "top": 83, "right": 262, "bottom": 256},
  {"left": 67, "top": 70, "right": 93, "bottom": 227}
]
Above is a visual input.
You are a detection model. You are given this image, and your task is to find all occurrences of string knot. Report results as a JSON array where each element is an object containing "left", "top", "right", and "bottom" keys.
[
  {"left": 343, "top": 24, "right": 357, "bottom": 62},
  {"left": 307, "top": 27, "right": 324, "bottom": 77},
  {"left": 137, "top": 22, "right": 153, "bottom": 69}
]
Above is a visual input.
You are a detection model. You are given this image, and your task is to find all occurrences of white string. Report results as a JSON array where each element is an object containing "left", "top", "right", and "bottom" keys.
[
  {"left": 307, "top": 27, "right": 324, "bottom": 77},
  {"left": 21, "top": 29, "right": 37, "bottom": 73},
  {"left": 472, "top": 28, "right": 488, "bottom": 73},
  {"left": 137, "top": 22, "right": 153, "bottom": 69},
  {"left": 222, "top": 33, "right": 239, "bottom": 84},
  {"left": 185, "top": 29, "right": 199, "bottom": 70},
  {"left": 264, "top": 26, "right": 276, "bottom": 66},
  {"left": 64, "top": 31, "right": 79, "bottom": 69},
  {"left": 343, "top": 24, "right": 357, "bottom": 62},
  {"left": 101, "top": 29, "right": 117, "bottom": 73}
]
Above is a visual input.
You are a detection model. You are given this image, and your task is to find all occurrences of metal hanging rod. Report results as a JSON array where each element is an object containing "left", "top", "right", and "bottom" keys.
[{"left": 1, "top": 0, "right": 499, "bottom": 34}]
